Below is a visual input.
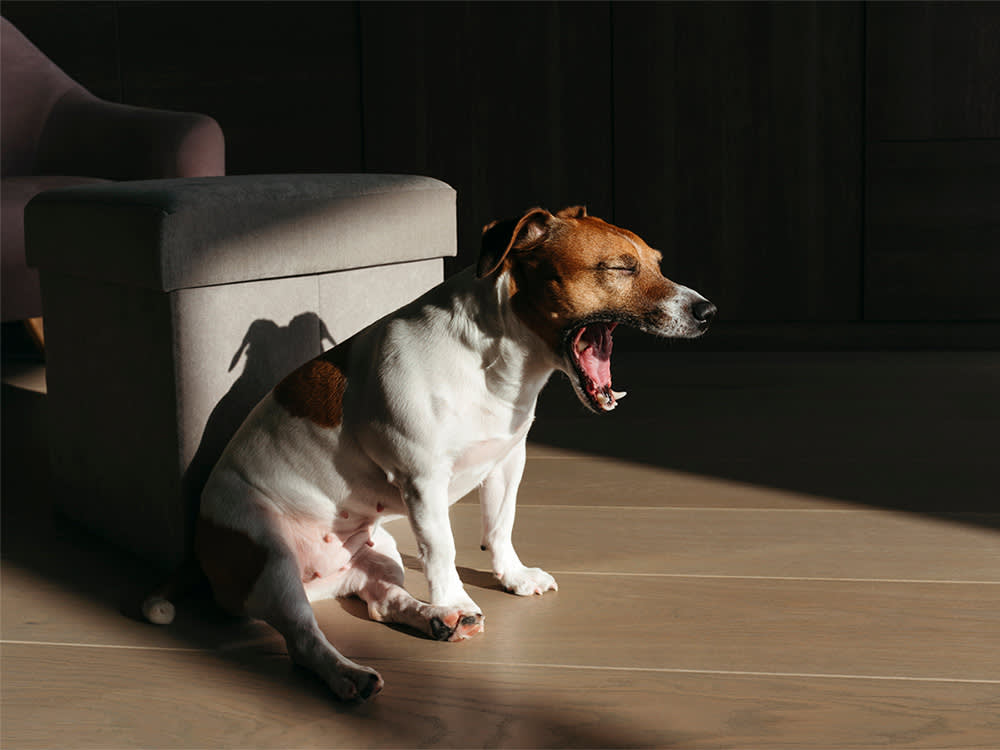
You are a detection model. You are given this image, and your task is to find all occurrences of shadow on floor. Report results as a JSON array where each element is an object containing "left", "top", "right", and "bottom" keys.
[
  {"left": 3, "top": 349, "right": 997, "bottom": 745},
  {"left": 1, "top": 381, "right": 661, "bottom": 748},
  {"left": 529, "top": 350, "right": 1000, "bottom": 529}
]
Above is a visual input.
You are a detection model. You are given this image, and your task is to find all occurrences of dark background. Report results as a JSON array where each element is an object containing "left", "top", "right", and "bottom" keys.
[{"left": 5, "top": 0, "right": 999, "bottom": 350}]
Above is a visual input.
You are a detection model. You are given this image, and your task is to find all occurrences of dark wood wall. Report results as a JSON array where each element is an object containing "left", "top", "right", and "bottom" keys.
[
  {"left": 865, "top": 3, "right": 1000, "bottom": 323},
  {"left": 614, "top": 3, "right": 864, "bottom": 325},
  {"left": 5, "top": 1, "right": 998, "bottom": 349}
]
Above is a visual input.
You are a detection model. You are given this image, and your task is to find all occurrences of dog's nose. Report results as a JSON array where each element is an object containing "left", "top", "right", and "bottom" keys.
[{"left": 692, "top": 300, "right": 717, "bottom": 324}]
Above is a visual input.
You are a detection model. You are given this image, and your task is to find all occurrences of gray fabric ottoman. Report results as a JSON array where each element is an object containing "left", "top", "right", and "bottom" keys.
[{"left": 26, "top": 174, "right": 456, "bottom": 569}]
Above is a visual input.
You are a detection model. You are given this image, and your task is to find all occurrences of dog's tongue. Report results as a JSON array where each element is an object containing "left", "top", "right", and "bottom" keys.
[{"left": 578, "top": 323, "right": 614, "bottom": 387}]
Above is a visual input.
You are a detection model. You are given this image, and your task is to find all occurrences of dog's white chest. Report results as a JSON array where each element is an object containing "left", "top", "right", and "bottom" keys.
[{"left": 446, "top": 412, "right": 533, "bottom": 500}]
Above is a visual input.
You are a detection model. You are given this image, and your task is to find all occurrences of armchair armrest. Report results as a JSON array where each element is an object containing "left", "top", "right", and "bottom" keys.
[{"left": 37, "top": 90, "right": 224, "bottom": 180}]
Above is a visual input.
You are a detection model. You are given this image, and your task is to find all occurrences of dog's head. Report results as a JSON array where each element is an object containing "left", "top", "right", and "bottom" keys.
[{"left": 479, "top": 205, "right": 716, "bottom": 414}]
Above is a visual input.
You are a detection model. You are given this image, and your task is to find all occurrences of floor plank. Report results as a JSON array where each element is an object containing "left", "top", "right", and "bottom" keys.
[
  {"left": 3, "top": 643, "right": 998, "bottom": 749},
  {"left": 518, "top": 452, "right": 859, "bottom": 509},
  {"left": 3, "top": 354, "right": 999, "bottom": 748},
  {"left": 389, "top": 506, "right": 1000, "bottom": 582},
  {"left": 9, "top": 560, "right": 998, "bottom": 684}
]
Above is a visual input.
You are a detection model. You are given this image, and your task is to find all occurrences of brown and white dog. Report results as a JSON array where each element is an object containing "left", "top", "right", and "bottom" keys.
[{"left": 143, "top": 206, "right": 716, "bottom": 701}]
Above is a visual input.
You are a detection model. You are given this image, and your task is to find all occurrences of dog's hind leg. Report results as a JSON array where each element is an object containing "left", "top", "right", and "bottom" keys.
[
  {"left": 244, "top": 551, "right": 384, "bottom": 702},
  {"left": 347, "top": 526, "right": 485, "bottom": 642},
  {"left": 198, "top": 517, "right": 380, "bottom": 701}
]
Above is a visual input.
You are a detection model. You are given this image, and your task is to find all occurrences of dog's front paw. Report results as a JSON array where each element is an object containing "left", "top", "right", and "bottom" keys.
[
  {"left": 429, "top": 609, "right": 485, "bottom": 641},
  {"left": 498, "top": 566, "right": 558, "bottom": 596}
]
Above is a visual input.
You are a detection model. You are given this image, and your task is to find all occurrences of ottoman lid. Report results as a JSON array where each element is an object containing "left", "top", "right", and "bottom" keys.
[{"left": 26, "top": 174, "right": 456, "bottom": 291}]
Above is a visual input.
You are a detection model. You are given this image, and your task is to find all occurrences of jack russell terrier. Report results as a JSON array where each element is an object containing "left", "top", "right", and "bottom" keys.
[{"left": 143, "top": 205, "right": 716, "bottom": 701}]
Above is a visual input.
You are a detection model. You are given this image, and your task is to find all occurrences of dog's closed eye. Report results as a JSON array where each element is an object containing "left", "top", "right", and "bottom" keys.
[{"left": 598, "top": 258, "right": 639, "bottom": 275}]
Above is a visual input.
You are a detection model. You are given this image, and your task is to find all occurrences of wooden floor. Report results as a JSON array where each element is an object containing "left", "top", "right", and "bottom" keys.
[{"left": 2, "top": 352, "right": 999, "bottom": 748}]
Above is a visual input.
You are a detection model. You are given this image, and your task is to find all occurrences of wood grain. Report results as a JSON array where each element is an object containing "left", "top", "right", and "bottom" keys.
[
  {"left": 4, "top": 355, "right": 1000, "bottom": 747},
  {"left": 115, "top": 2, "right": 365, "bottom": 175},
  {"left": 614, "top": 2, "right": 864, "bottom": 322},
  {"left": 360, "top": 1, "right": 614, "bottom": 272},
  {"left": 7, "top": 1, "right": 998, "bottom": 341},
  {"left": 3, "top": 643, "right": 998, "bottom": 749},
  {"left": 387, "top": 505, "right": 1000, "bottom": 583},
  {"left": 867, "top": 2, "right": 1000, "bottom": 141},
  {"left": 865, "top": 140, "right": 1000, "bottom": 320}
]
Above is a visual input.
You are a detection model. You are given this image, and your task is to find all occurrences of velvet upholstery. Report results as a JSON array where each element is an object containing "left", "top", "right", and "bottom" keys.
[{"left": 1, "top": 17, "right": 224, "bottom": 321}]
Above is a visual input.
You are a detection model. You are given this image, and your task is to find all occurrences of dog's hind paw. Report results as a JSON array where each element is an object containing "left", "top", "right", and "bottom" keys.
[
  {"left": 430, "top": 610, "right": 485, "bottom": 641},
  {"left": 329, "top": 664, "right": 384, "bottom": 702},
  {"left": 498, "top": 566, "right": 558, "bottom": 597}
]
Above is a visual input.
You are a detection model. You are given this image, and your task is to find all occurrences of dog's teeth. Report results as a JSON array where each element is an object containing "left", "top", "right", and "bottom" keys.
[
  {"left": 595, "top": 390, "right": 617, "bottom": 410},
  {"left": 576, "top": 339, "right": 589, "bottom": 353},
  {"left": 612, "top": 390, "right": 627, "bottom": 400}
]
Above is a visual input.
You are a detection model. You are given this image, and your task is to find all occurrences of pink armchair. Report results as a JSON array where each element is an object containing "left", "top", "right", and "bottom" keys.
[{"left": 1, "top": 17, "right": 225, "bottom": 338}]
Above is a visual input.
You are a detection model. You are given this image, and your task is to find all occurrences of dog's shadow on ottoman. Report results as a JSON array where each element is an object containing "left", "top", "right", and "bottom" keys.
[{"left": 183, "top": 312, "right": 336, "bottom": 536}]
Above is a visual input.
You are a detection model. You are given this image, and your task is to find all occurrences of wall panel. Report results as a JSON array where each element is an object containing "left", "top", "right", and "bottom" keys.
[
  {"left": 116, "top": 1, "right": 364, "bottom": 175},
  {"left": 5, "top": 1, "right": 996, "bottom": 345},
  {"left": 361, "top": 1, "right": 613, "bottom": 271},
  {"left": 865, "top": 2, "right": 1000, "bottom": 321},
  {"left": 867, "top": 2, "right": 1000, "bottom": 141},
  {"left": 614, "top": 2, "right": 864, "bottom": 323}
]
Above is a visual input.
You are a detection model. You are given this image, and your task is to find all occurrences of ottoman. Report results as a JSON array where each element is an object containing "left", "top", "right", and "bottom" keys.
[{"left": 26, "top": 174, "right": 456, "bottom": 569}]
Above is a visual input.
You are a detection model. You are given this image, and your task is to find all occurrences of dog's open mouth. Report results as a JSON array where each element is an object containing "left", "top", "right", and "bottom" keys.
[{"left": 567, "top": 321, "right": 627, "bottom": 413}]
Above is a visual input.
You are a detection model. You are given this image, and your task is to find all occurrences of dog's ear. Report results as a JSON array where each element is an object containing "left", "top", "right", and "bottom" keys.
[
  {"left": 556, "top": 205, "right": 587, "bottom": 219},
  {"left": 477, "top": 208, "right": 553, "bottom": 279}
]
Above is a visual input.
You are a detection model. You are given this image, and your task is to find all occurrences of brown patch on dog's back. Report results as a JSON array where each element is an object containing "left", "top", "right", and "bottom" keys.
[
  {"left": 274, "top": 357, "right": 348, "bottom": 428},
  {"left": 196, "top": 517, "right": 269, "bottom": 615}
]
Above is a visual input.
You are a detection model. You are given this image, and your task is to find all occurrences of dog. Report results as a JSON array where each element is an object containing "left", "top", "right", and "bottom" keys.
[{"left": 143, "top": 205, "right": 716, "bottom": 701}]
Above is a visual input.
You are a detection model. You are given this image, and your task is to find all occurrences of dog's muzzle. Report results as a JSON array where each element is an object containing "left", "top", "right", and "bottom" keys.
[
  {"left": 653, "top": 286, "right": 717, "bottom": 339},
  {"left": 563, "top": 290, "right": 716, "bottom": 415}
]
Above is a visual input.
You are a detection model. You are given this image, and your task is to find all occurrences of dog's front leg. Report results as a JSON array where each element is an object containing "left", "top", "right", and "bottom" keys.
[
  {"left": 400, "top": 473, "right": 485, "bottom": 639},
  {"left": 479, "top": 440, "right": 558, "bottom": 596}
]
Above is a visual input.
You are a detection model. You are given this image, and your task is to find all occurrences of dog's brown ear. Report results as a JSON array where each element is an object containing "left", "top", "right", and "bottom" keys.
[
  {"left": 477, "top": 208, "right": 553, "bottom": 279},
  {"left": 556, "top": 205, "right": 587, "bottom": 219}
]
